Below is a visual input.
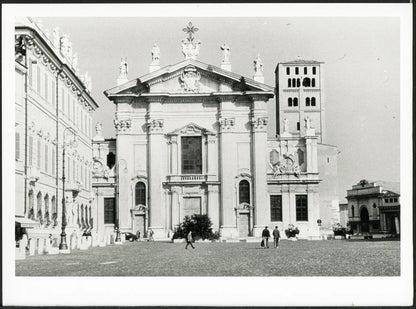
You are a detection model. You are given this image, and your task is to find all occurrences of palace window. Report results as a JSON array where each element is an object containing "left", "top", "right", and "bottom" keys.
[
  {"left": 270, "top": 195, "right": 282, "bottom": 221},
  {"left": 311, "top": 97, "right": 316, "bottom": 106},
  {"left": 293, "top": 98, "right": 298, "bottom": 107},
  {"left": 239, "top": 180, "right": 250, "bottom": 204},
  {"left": 286, "top": 67, "right": 290, "bottom": 75},
  {"left": 306, "top": 97, "right": 310, "bottom": 106},
  {"left": 181, "top": 136, "right": 202, "bottom": 174},
  {"left": 297, "top": 78, "right": 301, "bottom": 87},
  {"left": 304, "top": 67, "right": 308, "bottom": 74},
  {"left": 296, "top": 195, "right": 308, "bottom": 221},
  {"left": 312, "top": 78, "right": 316, "bottom": 87},
  {"left": 135, "top": 182, "right": 146, "bottom": 206},
  {"left": 312, "top": 67, "right": 316, "bottom": 75},
  {"left": 104, "top": 198, "right": 115, "bottom": 224},
  {"left": 295, "top": 67, "right": 299, "bottom": 75},
  {"left": 288, "top": 98, "right": 293, "bottom": 107},
  {"left": 288, "top": 79, "right": 291, "bottom": 87},
  {"left": 292, "top": 78, "right": 296, "bottom": 87}
]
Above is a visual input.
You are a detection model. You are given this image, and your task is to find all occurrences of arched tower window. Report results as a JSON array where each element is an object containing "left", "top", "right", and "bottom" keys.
[
  {"left": 107, "top": 152, "right": 115, "bottom": 169},
  {"left": 302, "top": 77, "right": 311, "bottom": 87},
  {"left": 295, "top": 67, "right": 299, "bottom": 75},
  {"left": 239, "top": 180, "right": 250, "bottom": 204},
  {"left": 306, "top": 97, "right": 310, "bottom": 106},
  {"left": 304, "top": 67, "right": 308, "bottom": 74},
  {"left": 311, "top": 97, "right": 316, "bottom": 106},
  {"left": 292, "top": 78, "right": 296, "bottom": 87},
  {"left": 288, "top": 98, "right": 293, "bottom": 107},
  {"left": 135, "top": 182, "right": 146, "bottom": 206},
  {"left": 293, "top": 98, "right": 298, "bottom": 106},
  {"left": 288, "top": 79, "right": 291, "bottom": 87}
]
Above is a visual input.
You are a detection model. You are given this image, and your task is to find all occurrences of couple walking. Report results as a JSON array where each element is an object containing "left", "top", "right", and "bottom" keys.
[{"left": 261, "top": 226, "right": 280, "bottom": 249}]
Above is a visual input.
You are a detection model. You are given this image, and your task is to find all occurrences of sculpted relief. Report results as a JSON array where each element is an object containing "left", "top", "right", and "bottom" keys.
[{"left": 269, "top": 150, "right": 302, "bottom": 177}]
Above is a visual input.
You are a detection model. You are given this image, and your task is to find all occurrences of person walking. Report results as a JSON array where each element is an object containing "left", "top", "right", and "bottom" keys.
[
  {"left": 148, "top": 229, "right": 154, "bottom": 241},
  {"left": 262, "top": 226, "right": 270, "bottom": 249},
  {"left": 185, "top": 230, "right": 195, "bottom": 249},
  {"left": 273, "top": 226, "right": 280, "bottom": 248}
]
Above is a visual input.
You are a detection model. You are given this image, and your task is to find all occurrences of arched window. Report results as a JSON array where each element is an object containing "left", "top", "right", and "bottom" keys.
[
  {"left": 288, "top": 98, "right": 293, "bottom": 107},
  {"left": 44, "top": 194, "right": 50, "bottom": 223},
  {"left": 302, "top": 77, "right": 311, "bottom": 87},
  {"left": 311, "top": 97, "right": 316, "bottom": 106},
  {"left": 288, "top": 79, "right": 291, "bottom": 87},
  {"left": 107, "top": 152, "right": 115, "bottom": 169},
  {"left": 36, "top": 192, "right": 42, "bottom": 221},
  {"left": 286, "top": 67, "right": 290, "bottom": 75},
  {"left": 135, "top": 182, "right": 146, "bottom": 206},
  {"left": 304, "top": 67, "right": 308, "bottom": 74},
  {"left": 239, "top": 180, "right": 250, "bottom": 204},
  {"left": 293, "top": 98, "right": 298, "bottom": 106},
  {"left": 297, "top": 79, "right": 300, "bottom": 87},
  {"left": 312, "top": 78, "right": 316, "bottom": 87},
  {"left": 351, "top": 205, "right": 355, "bottom": 217},
  {"left": 28, "top": 190, "right": 34, "bottom": 219},
  {"left": 295, "top": 67, "right": 299, "bottom": 75},
  {"left": 306, "top": 97, "right": 310, "bottom": 106},
  {"left": 312, "top": 67, "right": 316, "bottom": 75},
  {"left": 292, "top": 78, "right": 296, "bottom": 87}
]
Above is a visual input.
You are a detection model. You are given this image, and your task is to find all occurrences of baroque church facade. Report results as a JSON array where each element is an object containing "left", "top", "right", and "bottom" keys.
[{"left": 92, "top": 23, "right": 339, "bottom": 240}]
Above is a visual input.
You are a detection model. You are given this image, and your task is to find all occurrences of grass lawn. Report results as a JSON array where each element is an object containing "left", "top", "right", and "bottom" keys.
[{"left": 15, "top": 239, "right": 400, "bottom": 276}]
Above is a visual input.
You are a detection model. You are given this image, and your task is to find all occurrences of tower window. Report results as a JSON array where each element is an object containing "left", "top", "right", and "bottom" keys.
[
  {"left": 312, "top": 78, "right": 316, "bottom": 87},
  {"left": 288, "top": 98, "right": 293, "bottom": 107},
  {"left": 293, "top": 98, "right": 298, "bottom": 106},
  {"left": 292, "top": 78, "right": 296, "bottom": 87},
  {"left": 239, "top": 180, "right": 250, "bottom": 204},
  {"left": 311, "top": 97, "right": 316, "bottom": 106},
  {"left": 297, "top": 122, "right": 300, "bottom": 131},
  {"left": 295, "top": 67, "right": 299, "bottom": 75},
  {"left": 297, "top": 78, "right": 300, "bottom": 87},
  {"left": 286, "top": 67, "right": 290, "bottom": 75},
  {"left": 288, "top": 79, "right": 291, "bottom": 87},
  {"left": 304, "top": 67, "right": 307, "bottom": 74},
  {"left": 312, "top": 67, "right": 316, "bottom": 75},
  {"left": 306, "top": 97, "right": 310, "bottom": 106}
]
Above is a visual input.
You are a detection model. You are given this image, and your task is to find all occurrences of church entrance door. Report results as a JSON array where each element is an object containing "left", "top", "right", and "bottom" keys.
[
  {"left": 133, "top": 214, "right": 145, "bottom": 238},
  {"left": 238, "top": 214, "right": 250, "bottom": 237}
]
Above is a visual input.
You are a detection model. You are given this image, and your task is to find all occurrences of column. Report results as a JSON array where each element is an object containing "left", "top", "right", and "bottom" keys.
[
  {"left": 170, "top": 135, "right": 178, "bottom": 174},
  {"left": 306, "top": 138, "right": 312, "bottom": 173},
  {"left": 207, "top": 185, "right": 220, "bottom": 232},
  {"left": 206, "top": 134, "right": 217, "bottom": 181},
  {"left": 147, "top": 100, "right": 165, "bottom": 238},
  {"left": 218, "top": 96, "right": 237, "bottom": 238},
  {"left": 250, "top": 98, "right": 269, "bottom": 237},
  {"left": 171, "top": 186, "right": 180, "bottom": 229}
]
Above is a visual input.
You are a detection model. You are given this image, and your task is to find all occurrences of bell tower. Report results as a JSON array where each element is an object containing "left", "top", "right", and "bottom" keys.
[{"left": 275, "top": 59, "right": 325, "bottom": 143}]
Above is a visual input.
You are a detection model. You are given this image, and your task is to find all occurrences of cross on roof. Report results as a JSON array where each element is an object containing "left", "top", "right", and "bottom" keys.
[{"left": 182, "top": 22, "right": 199, "bottom": 41}]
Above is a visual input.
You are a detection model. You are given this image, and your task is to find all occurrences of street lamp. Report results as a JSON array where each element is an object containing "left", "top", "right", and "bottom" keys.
[
  {"left": 59, "top": 126, "right": 77, "bottom": 252},
  {"left": 115, "top": 158, "right": 128, "bottom": 243}
]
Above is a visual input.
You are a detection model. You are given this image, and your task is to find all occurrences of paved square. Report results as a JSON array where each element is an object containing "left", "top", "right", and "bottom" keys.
[{"left": 15, "top": 240, "right": 400, "bottom": 276}]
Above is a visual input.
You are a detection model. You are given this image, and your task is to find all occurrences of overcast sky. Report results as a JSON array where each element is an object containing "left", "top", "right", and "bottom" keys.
[{"left": 39, "top": 16, "right": 400, "bottom": 202}]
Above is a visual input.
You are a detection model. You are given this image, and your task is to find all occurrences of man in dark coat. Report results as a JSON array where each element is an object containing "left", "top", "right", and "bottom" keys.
[
  {"left": 273, "top": 226, "right": 280, "bottom": 248},
  {"left": 262, "top": 226, "right": 270, "bottom": 249},
  {"left": 185, "top": 230, "right": 195, "bottom": 249}
]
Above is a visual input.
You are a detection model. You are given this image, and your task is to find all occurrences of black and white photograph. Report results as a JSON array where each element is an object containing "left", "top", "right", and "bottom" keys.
[{"left": 2, "top": 3, "right": 413, "bottom": 307}]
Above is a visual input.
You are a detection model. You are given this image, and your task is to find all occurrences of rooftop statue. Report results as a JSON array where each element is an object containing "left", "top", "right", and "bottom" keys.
[
  {"left": 220, "top": 44, "right": 231, "bottom": 63},
  {"left": 151, "top": 44, "right": 160, "bottom": 64},
  {"left": 254, "top": 54, "right": 264, "bottom": 75}
]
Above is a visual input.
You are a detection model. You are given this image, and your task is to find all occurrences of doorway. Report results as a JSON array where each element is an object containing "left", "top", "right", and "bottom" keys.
[
  {"left": 360, "top": 207, "right": 369, "bottom": 233},
  {"left": 133, "top": 214, "right": 145, "bottom": 238},
  {"left": 238, "top": 213, "right": 250, "bottom": 237}
]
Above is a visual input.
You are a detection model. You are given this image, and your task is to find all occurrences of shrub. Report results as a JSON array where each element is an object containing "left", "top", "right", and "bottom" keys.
[
  {"left": 173, "top": 214, "right": 219, "bottom": 240},
  {"left": 285, "top": 224, "right": 300, "bottom": 238}
]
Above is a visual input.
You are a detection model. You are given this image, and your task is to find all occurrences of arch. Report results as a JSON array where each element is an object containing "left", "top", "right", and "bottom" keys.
[
  {"left": 135, "top": 181, "right": 146, "bottom": 206},
  {"left": 311, "top": 97, "right": 316, "bottom": 106},
  {"left": 44, "top": 194, "right": 50, "bottom": 224},
  {"left": 305, "top": 97, "right": 310, "bottom": 106},
  {"left": 288, "top": 79, "right": 291, "bottom": 87},
  {"left": 288, "top": 98, "right": 293, "bottom": 107},
  {"left": 302, "top": 77, "right": 311, "bottom": 87},
  {"left": 36, "top": 192, "right": 43, "bottom": 222},
  {"left": 239, "top": 180, "right": 250, "bottom": 204},
  {"left": 312, "top": 78, "right": 316, "bottom": 87},
  {"left": 293, "top": 98, "right": 298, "bottom": 106}
]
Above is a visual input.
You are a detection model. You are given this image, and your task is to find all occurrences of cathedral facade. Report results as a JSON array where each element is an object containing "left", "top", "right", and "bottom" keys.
[{"left": 93, "top": 23, "right": 339, "bottom": 240}]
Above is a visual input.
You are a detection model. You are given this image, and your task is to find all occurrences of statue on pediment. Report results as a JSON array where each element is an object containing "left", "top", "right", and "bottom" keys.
[
  {"left": 220, "top": 44, "right": 231, "bottom": 63},
  {"left": 254, "top": 54, "right": 263, "bottom": 75},
  {"left": 151, "top": 44, "right": 160, "bottom": 65}
]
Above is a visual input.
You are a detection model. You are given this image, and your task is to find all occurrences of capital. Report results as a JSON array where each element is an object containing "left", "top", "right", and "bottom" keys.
[
  {"left": 218, "top": 117, "right": 235, "bottom": 132},
  {"left": 147, "top": 119, "right": 164, "bottom": 133}
]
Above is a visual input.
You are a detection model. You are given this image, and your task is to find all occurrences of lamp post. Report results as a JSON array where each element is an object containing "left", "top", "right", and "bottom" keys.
[
  {"left": 59, "top": 127, "right": 77, "bottom": 252},
  {"left": 115, "top": 158, "right": 128, "bottom": 243}
]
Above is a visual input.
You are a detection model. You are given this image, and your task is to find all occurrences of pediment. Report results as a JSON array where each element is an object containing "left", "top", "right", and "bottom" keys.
[
  {"left": 105, "top": 59, "right": 274, "bottom": 98},
  {"left": 167, "top": 122, "right": 215, "bottom": 136}
]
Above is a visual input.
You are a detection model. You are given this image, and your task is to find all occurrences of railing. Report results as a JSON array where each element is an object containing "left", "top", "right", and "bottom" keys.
[{"left": 166, "top": 174, "right": 216, "bottom": 182}]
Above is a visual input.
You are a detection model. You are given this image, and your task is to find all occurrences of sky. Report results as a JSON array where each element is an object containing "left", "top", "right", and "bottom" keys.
[{"left": 38, "top": 16, "right": 400, "bottom": 203}]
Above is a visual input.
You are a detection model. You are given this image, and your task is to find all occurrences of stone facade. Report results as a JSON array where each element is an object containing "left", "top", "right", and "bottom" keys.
[{"left": 15, "top": 17, "right": 99, "bottom": 256}]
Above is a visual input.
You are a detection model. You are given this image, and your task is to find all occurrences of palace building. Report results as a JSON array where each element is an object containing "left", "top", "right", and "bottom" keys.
[
  {"left": 15, "top": 17, "right": 99, "bottom": 256},
  {"left": 92, "top": 22, "right": 340, "bottom": 240}
]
